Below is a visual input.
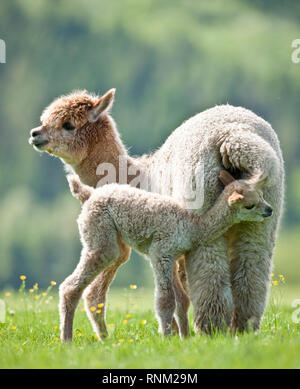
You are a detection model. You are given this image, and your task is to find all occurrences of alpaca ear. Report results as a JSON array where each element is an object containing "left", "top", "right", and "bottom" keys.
[
  {"left": 219, "top": 170, "right": 235, "bottom": 186},
  {"left": 87, "top": 88, "right": 116, "bottom": 123},
  {"left": 228, "top": 191, "right": 244, "bottom": 206}
]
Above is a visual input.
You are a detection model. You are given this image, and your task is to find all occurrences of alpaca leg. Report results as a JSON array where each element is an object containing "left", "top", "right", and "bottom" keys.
[
  {"left": 173, "top": 261, "right": 190, "bottom": 337},
  {"left": 171, "top": 256, "right": 190, "bottom": 336},
  {"left": 171, "top": 318, "right": 180, "bottom": 334},
  {"left": 227, "top": 178, "right": 283, "bottom": 332},
  {"left": 177, "top": 256, "right": 190, "bottom": 295},
  {"left": 185, "top": 238, "right": 233, "bottom": 334},
  {"left": 227, "top": 221, "right": 276, "bottom": 332},
  {"left": 83, "top": 239, "right": 131, "bottom": 340},
  {"left": 151, "top": 255, "right": 176, "bottom": 336},
  {"left": 59, "top": 248, "right": 113, "bottom": 342}
]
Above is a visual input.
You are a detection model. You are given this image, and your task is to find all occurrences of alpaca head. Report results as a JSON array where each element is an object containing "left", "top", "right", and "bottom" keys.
[
  {"left": 29, "top": 88, "right": 116, "bottom": 165},
  {"left": 219, "top": 170, "right": 273, "bottom": 222}
]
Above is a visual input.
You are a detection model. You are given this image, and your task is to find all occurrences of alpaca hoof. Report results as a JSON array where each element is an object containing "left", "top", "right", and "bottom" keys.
[
  {"left": 100, "top": 332, "right": 109, "bottom": 340},
  {"left": 61, "top": 336, "right": 73, "bottom": 343}
]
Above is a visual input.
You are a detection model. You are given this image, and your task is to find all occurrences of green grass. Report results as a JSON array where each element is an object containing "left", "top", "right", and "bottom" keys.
[{"left": 0, "top": 281, "right": 300, "bottom": 369}]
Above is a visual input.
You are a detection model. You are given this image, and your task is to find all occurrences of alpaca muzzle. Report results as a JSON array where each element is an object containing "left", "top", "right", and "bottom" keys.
[{"left": 29, "top": 127, "right": 49, "bottom": 149}]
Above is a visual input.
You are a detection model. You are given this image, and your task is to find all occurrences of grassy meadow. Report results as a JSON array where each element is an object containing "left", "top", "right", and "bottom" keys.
[
  {"left": 1, "top": 0, "right": 300, "bottom": 371},
  {"left": 0, "top": 276, "right": 300, "bottom": 369}
]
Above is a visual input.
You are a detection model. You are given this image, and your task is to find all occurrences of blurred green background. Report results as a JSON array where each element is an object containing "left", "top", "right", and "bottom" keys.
[{"left": 0, "top": 0, "right": 299, "bottom": 292}]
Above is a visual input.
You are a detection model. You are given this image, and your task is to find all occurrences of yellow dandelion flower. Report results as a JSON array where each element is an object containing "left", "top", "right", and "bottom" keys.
[
  {"left": 42, "top": 292, "right": 47, "bottom": 296},
  {"left": 119, "top": 338, "right": 125, "bottom": 343},
  {"left": 129, "top": 339, "right": 134, "bottom": 343},
  {"left": 96, "top": 309, "right": 102, "bottom": 314},
  {"left": 130, "top": 284, "right": 137, "bottom": 290},
  {"left": 51, "top": 281, "right": 56, "bottom": 286},
  {"left": 97, "top": 303, "right": 104, "bottom": 308},
  {"left": 81, "top": 308, "right": 85, "bottom": 312},
  {"left": 5, "top": 292, "right": 11, "bottom": 297},
  {"left": 270, "top": 273, "right": 274, "bottom": 277},
  {"left": 20, "top": 275, "right": 26, "bottom": 280},
  {"left": 281, "top": 277, "right": 285, "bottom": 281},
  {"left": 125, "top": 314, "right": 131, "bottom": 319},
  {"left": 109, "top": 323, "right": 115, "bottom": 327},
  {"left": 29, "top": 289, "right": 34, "bottom": 293},
  {"left": 123, "top": 320, "right": 128, "bottom": 325},
  {"left": 34, "top": 295, "right": 40, "bottom": 299},
  {"left": 33, "top": 283, "right": 38, "bottom": 290},
  {"left": 55, "top": 337, "right": 59, "bottom": 341},
  {"left": 53, "top": 325, "right": 58, "bottom": 330},
  {"left": 11, "top": 326, "right": 17, "bottom": 330},
  {"left": 77, "top": 333, "right": 82, "bottom": 337},
  {"left": 141, "top": 319, "right": 147, "bottom": 325},
  {"left": 90, "top": 306, "right": 96, "bottom": 312},
  {"left": 272, "top": 280, "right": 278, "bottom": 286}
]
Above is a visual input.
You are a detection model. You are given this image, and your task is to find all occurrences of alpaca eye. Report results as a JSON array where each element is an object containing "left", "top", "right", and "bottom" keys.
[
  {"left": 63, "top": 122, "right": 75, "bottom": 131},
  {"left": 245, "top": 205, "right": 255, "bottom": 210}
]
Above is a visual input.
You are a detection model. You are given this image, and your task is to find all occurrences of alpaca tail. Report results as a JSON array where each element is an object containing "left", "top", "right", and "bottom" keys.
[{"left": 67, "top": 174, "right": 93, "bottom": 204}]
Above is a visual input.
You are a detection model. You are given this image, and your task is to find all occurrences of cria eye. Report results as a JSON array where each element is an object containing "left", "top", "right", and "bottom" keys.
[
  {"left": 63, "top": 122, "right": 75, "bottom": 131},
  {"left": 245, "top": 205, "right": 255, "bottom": 210}
]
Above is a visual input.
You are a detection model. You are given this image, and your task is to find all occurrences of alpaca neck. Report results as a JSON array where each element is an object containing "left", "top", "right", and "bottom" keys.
[
  {"left": 70, "top": 116, "right": 143, "bottom": 188},
  {"left": 190, "top": 194, "right": 234, "bottom": 246}
]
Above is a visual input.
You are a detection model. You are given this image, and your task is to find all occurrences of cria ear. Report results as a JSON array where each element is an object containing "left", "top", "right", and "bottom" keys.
[
  {"left": 219, "top": 170, "right": 235, "bottom": 186},
  {"left": 87, "top": 88, "right": 116, "bottom": 123},
  {"left": 228, "top": 191, "right": 244, "bottom": 206}
]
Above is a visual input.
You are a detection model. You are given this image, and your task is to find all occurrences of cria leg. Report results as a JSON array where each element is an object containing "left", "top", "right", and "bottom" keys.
[
  {"left": 59, "top": 248, "right": 112, "bottom": 342},
  {"left": 150, "top": 254, "right": 176, "bottom": 336},
  {"left": 83, "top": 238, "right": 131, "bottom": 340}
]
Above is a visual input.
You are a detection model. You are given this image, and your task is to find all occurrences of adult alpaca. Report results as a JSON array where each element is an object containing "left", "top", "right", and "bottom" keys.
[{"left": 29, "top": 88, "right": 284, "bottom": 334}]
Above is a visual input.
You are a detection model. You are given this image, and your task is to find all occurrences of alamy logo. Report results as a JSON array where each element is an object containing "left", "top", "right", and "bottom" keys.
[
  {"left": 291, "top": 39, "right": 300, "bottom": 64},
  {"left": 0, "top": 299, "right": 5, "bottom": 323},
  {"left": 96, "top": 157, "right": 205, "bottom": 210},
  {"left": 291, "top": 299, "right": 300, "bottom": 323},
  {"left": 0, "top": 39, "right": 6, "bottom": 63}
]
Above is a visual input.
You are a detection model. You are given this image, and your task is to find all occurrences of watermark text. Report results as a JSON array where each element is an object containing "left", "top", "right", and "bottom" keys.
[
  {"left": 0, "top": 39, "right": 6, "bottom": 63},
  {"left": 291, "top": 299, "right": 300, "bottom": 323},
  {"left": 96, "top": 157, "right": 205, "bottom": 210},
  {"left": 291, "top": 39, "right": 300, "bottom": 64},
  {"left": 0, "top": 299, "right": 5, "bottom": 323}
]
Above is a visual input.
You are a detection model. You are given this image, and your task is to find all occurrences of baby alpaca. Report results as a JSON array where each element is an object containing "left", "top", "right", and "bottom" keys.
[{"left": 59, "top": 171, "right": 272, "bottom": 342}]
